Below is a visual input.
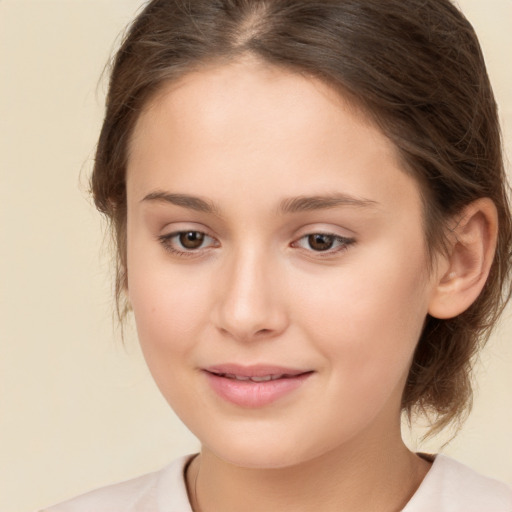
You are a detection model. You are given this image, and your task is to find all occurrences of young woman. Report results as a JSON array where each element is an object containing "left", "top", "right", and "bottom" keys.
[{"left": 42, "top": 0, "right": 512, "bottom": 510}]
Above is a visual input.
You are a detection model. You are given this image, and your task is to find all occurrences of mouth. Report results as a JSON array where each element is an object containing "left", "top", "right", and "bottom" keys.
[
  {"left": 203, "top": 365, "right": 314, "bottom": 407},
  {"left": 206, "top": 371, "right": 310, "bottom": 382}
]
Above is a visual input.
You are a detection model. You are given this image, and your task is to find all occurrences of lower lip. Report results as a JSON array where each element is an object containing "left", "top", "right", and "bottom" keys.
[{"left": 204, "top": 372, "right": 312, "bottom": 408}]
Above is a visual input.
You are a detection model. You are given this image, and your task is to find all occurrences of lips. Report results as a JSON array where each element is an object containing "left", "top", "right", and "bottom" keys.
[
  {"left": 211, "top": 372, "right": 291, "bottom": 382},
  {"left": 206, "top": 364, "right": 309, "bottom": 378},
  {"left": 203, "top": 364, "right": 313, "bottom": 408}
]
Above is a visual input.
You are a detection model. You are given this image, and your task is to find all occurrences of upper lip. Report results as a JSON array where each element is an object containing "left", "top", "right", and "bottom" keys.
[{"left": 204, "top": 364, "right": 311, "bottom": 378}]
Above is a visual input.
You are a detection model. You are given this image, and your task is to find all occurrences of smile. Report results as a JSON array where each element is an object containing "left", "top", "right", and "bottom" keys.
[
  {"left": 209, "top": 372, "right": 301, "bottom": 382},
  {"left": 203, "top": 365, "right": 313, "bottom": 408}
]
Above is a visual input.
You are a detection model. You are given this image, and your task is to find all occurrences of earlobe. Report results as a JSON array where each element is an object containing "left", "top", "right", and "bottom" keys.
[{"left": 428, "top": 198, "right": 498, "bottom": 320}]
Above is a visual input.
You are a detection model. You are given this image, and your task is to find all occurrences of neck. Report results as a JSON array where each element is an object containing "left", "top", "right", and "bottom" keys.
[{"left": 186, "top": 433, "right": 431, "bottom": 512}]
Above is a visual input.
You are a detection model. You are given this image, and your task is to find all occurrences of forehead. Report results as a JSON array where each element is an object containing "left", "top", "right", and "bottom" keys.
[
  {"left": 130, "top": 56, "right": 392, "bottom": 163},
  {"left": 127, "top": 57, "right": 422, "bottom": 220}
]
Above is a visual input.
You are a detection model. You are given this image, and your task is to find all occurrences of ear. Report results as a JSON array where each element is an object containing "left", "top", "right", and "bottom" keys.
[{"left": 428, "top": 198, "right": 498, "bottom": 319}]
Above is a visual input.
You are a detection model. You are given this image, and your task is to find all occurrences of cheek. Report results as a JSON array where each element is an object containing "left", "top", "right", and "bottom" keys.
[
  {"left": 296, "top": 244, "right": 429, "bottom": 384},
  {"left": 127, "top": 255, "right": 211, "bottom": 361},
  {"left": 127, "top": 267, "right": 212, "bottom": 413}
]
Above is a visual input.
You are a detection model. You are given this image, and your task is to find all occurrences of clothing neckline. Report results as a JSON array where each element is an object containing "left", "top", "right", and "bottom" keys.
[{"left": 176, "top": 452, "right": 439, "bottom": 511}]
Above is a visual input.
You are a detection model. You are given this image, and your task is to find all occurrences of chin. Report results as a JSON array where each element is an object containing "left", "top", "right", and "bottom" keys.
[
  {"left": 214, "top": 446, "right": 307, "bottom": 470},
  {"left": 200, "top": 426, "right": 329, "bottom": 470}
]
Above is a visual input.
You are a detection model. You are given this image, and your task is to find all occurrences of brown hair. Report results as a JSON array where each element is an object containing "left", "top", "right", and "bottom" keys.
[{"left": 92, "top": 0, "right": 512, "bottom": 436}]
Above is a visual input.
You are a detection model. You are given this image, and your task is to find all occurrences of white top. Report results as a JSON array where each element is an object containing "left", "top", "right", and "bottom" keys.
[{"left": 41, "top": 454, "right": 512, "bottom": 512}]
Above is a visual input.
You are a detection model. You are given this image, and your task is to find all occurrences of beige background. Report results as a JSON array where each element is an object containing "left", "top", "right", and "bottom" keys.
[{"left": 0, "top": 1, "right": 511, "bottom": 511}]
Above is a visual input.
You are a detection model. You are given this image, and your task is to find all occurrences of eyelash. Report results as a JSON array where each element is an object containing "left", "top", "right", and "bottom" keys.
[
  {"left": 157, "top": 231, "right": 355, "bottom": 258},
  {"left": 158, "top": 231, "right": 219, "bottom": 257},
  {"left": 291, "top": 233, "right": 355, "bottom": 257}
]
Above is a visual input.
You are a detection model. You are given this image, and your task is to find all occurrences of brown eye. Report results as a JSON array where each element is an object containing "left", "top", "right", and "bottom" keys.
[
  {"left": 158, "top": 230, "right": 218, "bottom": 256},
  {"left": 307, "top": 234, "right": 335, "bottom": 251},
  {"left": 292, "top": 232, "right": 355, "bottom": 255},
  {"left": 179, "top": 231, "right": 205, "bottom": 249}
]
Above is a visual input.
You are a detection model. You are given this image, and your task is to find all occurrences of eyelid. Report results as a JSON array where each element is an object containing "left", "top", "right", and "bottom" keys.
[
  {"left": 158, "top": 229, "right": 219, "bottom": 257},
  {"left": 156, "top": 225, "right": 355, "bottom": 258},
  {"left": 291, "top": 231, "right": 356, "bottom": 256}
]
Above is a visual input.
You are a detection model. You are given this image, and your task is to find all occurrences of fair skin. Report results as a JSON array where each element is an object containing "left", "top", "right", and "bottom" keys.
[{"left": 125, "top": 56, "right": 497, "bottom": 512}]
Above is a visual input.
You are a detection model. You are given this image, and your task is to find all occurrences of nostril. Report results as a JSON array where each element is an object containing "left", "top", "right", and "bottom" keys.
[{"left": 255, "top": 328, "right": 272, "bottom": 335}]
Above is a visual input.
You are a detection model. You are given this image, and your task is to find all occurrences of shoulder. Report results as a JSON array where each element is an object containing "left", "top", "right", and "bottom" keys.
[
  {"left": 404, "top": 454, "right": 512, "bottom": 512},
  {"left": 39, "top": 455, "right": 195, "bottom": 512}
]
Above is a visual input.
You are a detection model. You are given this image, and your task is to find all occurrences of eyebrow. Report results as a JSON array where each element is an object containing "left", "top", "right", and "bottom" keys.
[
  {"left": 141, "top": 191, "right": 378, "bottom": 215},
  {"left": 278, "top": 194, "right": 379, "bottom": 214},
  {"left": 142, "top": 191, "right": 221, "bottom": 215}
]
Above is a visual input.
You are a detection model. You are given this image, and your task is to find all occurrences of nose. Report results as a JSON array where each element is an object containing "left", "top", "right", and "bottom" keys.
[{"left": 212, "top": 248, "right": 289, "bottom": 342}]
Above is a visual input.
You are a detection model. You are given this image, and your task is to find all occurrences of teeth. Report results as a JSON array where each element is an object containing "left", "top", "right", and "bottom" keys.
[
  {"left": 250, "top": 375, "right": 272, "bottom": 382},
  {"left": 212, "top": 371, "right": 300, "bottom": 382},
  {"left": 220, "top": 373, "right": 287, "bottom": 382},
  {"left": 223, "top": 373, "right": 250, "bottom": 381}
]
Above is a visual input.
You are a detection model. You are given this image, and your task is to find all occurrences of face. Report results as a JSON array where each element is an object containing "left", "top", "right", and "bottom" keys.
[{"left": 126, "top": 57, "right": 438, "bottom": 469}]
